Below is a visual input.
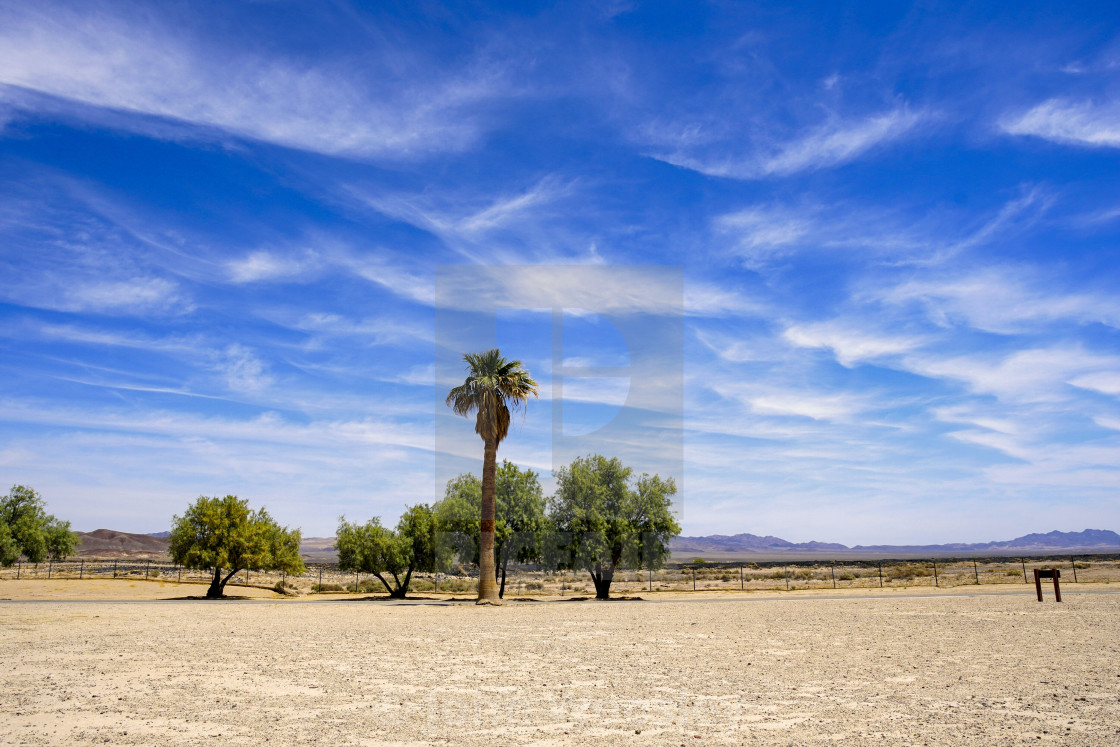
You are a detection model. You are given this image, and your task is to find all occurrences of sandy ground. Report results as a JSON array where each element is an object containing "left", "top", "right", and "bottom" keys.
[{"left": 1, "top": 581, "right": 1118, "bottom": 746}]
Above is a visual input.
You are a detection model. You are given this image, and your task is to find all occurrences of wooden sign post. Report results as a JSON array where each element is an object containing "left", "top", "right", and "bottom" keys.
[{"left": 1033, "top": 568, "right": 1061, "bottom": 602}]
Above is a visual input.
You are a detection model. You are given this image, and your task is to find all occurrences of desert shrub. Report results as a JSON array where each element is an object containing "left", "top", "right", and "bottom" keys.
[
  {"left": 1073, "top": 562, "right": 1090, "bottom": 569},
  {"left": 769, "top": 570, "right": 786, "bottom": 580},
  {"left": 794, "top": 569, "right": 814, "bottom": 580},
  {"left": 1006, "top": 569, "right": 1022, "bottom": 577},
  {"left": 887, "top": 563, "right": 932, "bottom": 580},
  {"left": 311, "top": 583, "right": 345, "bottom": 592},
  {"left": 434, "top": 577, "right": 475, "bottom": 593},
  {"left": 524, "top": 580, "right": 544, "bottom": 591},
  {"left": 719, "top": 574, "right": 732, "bottom": 582},
  {"left": 838, "top": 572, "right": 857, "bottom": 581}
]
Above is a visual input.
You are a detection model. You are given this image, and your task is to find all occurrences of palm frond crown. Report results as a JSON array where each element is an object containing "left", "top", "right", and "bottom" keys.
[{"left": 445, "top": 349, "right": 538, "bottom": 444}]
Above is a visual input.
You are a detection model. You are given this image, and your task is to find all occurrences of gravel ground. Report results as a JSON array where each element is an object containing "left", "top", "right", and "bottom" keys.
[{"left": 1, "top": 582, "right": 1118, "bottom": 746}]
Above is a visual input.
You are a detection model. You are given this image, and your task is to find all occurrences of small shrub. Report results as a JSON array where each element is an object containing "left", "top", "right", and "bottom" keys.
[
  {"left": 311, "top": 583, "right": 345, "bottom": 592},
  {"left": 838, "top": 572, "right": 856, "bottom": 581},
  {"left": 887, "top": 563, "right": 932, "bottom": 581},
  {"left": 794, "top": 569, "right": 814, "bottom": 580},
  {"left": 769, "top": 570, "right": 786, "bottom": 580},
  {"left": 719, "top": 574, "right": 732, "bottom": 582},
  {"left": 524, "top": 580, "right": 544, "bottom": 591},
  {"left": 1006, "top": 569, "right": 1022, "bottom": 577},
  {"left": 1073, "top": 562, "right": 1090, "bottom": 569}
]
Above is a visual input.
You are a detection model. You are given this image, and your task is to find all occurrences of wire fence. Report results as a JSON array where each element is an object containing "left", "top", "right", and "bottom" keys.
[{"left": 1, "top": 555, "right": 1117, "bottom": 596}]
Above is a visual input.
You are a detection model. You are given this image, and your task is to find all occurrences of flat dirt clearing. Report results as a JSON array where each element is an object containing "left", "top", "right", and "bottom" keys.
[{"left": 1, "top": 584, "right": 1118, "bottom": 746}]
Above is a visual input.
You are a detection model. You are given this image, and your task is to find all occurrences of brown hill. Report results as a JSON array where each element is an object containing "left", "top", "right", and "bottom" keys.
[
  {"left": 74, "top": 530, "right": 338, "bottom": 562},
  {"left": 75, "top": 529, "right": 170, "bottom": 559}
]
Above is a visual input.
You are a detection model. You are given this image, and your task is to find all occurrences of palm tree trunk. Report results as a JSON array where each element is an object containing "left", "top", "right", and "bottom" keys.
[{"left": 477, "top": 438, "right": 500, "bottom": 603}]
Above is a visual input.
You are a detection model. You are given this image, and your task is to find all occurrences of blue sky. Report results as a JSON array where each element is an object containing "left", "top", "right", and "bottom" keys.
[{"left": 1, "top": 1, "right": 1119, "bottom": 543}]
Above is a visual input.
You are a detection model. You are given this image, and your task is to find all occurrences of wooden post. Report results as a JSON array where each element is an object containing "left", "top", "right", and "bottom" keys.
[
  {"left": 1034, "top": 568, "right": 1062, "bottom": 602},
  {"left": 740, "top": 565, "right": 744, "bottom": 591},
  {"left": 878, "top": 561, "right": 883, "bottom": 587},
  {"left": 973, "top": 559, "right": 979, "bottom": 585},
  {"left": 318, "top": 567, "right": 323, "bottom": 589},
  {"left": 48, "top": 559, "right": 52, "bottom": 579},
  {"left": 16, "top": 560, "right": 19, "bottom": 579},
  {"left": 932, "top": 559, "right": 938, "bottom": 587},
  {"left": 692, "top": 568, "right": 696, "bottom": 591},
  {"left": 649, "top": 568, "right": 652, "bottom": 592},
  {"left": 831, "top": 562, "right": 836, "bottom": 589},
  {"left": 178, "top": 566, "right": 182, "bottom": 583},
  {"left": 1071, "top": 557, "right": 1078, "bottom": 583},
  {"left": 80, "top": 559, "right": 84, "bottom": 579},
  {"left": 145, "top": 560, "right": 150, "bottom": 580},
  {"left": 785, "top": 566, "right": 790, "bottom": 591},
  {"left": 113, "top": 559, "right": 117, "bottom": 578},
  {"left": 1021, "top": 558, "right": 1028, "bottom": 584}
]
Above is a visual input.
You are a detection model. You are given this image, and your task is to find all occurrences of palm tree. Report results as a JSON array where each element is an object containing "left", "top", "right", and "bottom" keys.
[{"left": 446, "top": 349, "right": 538, "bottom": 604}]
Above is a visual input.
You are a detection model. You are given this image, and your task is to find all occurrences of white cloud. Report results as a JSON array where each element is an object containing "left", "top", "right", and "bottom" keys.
[
  {"left": 1001, "top": 99, "right": 1120, "bottom": 148},
  {"left": 1069, "top": 371, "right": 1120, "bottom": 397},
  {"left": 0, "top": 5, "right": 505, "bottom": 159},
  {"left": 654, "top": 107, "right": 926, "bottom": 179},
  {"left": 216, "top": 344, "right": 271, "bottom": 394},
  {"left": 902, "top": 346, "right": 1120, "bottom": 403},
  {"left": 227, "top": 251, "right": 319, "bottom": 283},
  {"left": 748, "top": 393, "right": 862, "bottom": 422},
  {"left": 783, "top": 321, "right": 921, "bottom": 367},
  {"left": 876, "top": 267, "right": 1120, "bottom": 333},
  {"left": 62, "top": 277, "right": 189, "bottom": 315},
  {"left": 761, "top": 108, "right": 925, "bottom": 176}
]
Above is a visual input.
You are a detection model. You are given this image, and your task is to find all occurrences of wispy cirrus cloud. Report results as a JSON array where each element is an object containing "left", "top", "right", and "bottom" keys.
[
  {"left": 1000, "top": 99, "right": 1120, "bottom": 148},
  {"left": 0, "top": 4, "right": 509, "bottom": 160},
  {"left": 652, "top": 107, "right": 927, "bottom": 179},
  {"left": 783, "top": 321, "right": 923, "bottom": 367},
  {"left": 874, "top": 266, "right": 1120, "bottom": 333}
]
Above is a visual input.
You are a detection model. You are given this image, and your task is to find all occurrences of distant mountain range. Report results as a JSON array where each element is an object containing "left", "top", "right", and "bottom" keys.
[
  {"left": 69, "top": 527, "right": 1120, "bottom": 560},
  {"left": 670, "top": 529, "right": 1120, "bottom": 557}
]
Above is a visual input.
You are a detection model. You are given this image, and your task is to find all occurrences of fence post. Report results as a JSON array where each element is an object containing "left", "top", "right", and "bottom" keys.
[
  {"left": 1071, "top": 557, "right": 1078, "bottom": 583},
  {"left": 178, "top": 565, "right": 182, "bottom": 583},
  {"left": 48, "top": 559, "right": 52, "bottom": 579},
  {"left": 878, "top": 561, "right": 883, "bottom": 587},
  {"left": 932, "top": 559, "right": 938, "bottom": 587},
  {"left": 282, "top": 570, "right": 286, "bottom": 588},
  {"left": 973, "top": 559, "right": 979, "bottom": 585},
  {"left": 649, "top": 568, "right": 652, "bottom": 592},
  {"left": 561, "top": 571, "right": 565, "bottom": 597},
  {"left": 354, "top": 569, "right": 358, "bottom": 592},
  {"left": 831, "top": 562, "right": 836, "bottom": 589},
  {"left": 1021, "top": 558, "right": 1028, "bottom": 584},
  {"left": 16, "top": 559, "right": 20, "bottom": 579},
  {"left": 318, "top": 567, "right": 323, "bottom": 590},
  {"left": 80, "top": 559, "right": 84, "bottom": 580},
  {"left": 785, "top": 566, "right": 790, "bottom": 591},
  {"left": 145, "top": 560, "right": 150, "bottom": 580},
  {"left": 740, "top": 565, "right": 744, "bottom": 591},
  {"left": 692, "top": 568, "right": 696, "bottom": 591}
]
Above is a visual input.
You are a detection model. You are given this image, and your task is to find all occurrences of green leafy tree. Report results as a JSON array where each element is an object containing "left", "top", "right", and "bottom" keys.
[
  {"left": 169, "top": 495, "right": 304, "bottom": 598},
  {"left": 0, "top": 521, "right": 19, "bottom": 567},
  {"left": 445, "top": 349, "right": 538, "bottom": 604},
  {"left": 336, "top": 504, "right": 440, "bottom": 599},
  {"left": 435, "top": 461, "right": 546, "bottom": 598},
  {"left": 0, "top": 485, "right": 80, "bottom": 565},
  {"left": 547, "top": 455, "right": 681, "bottom": 599}
]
